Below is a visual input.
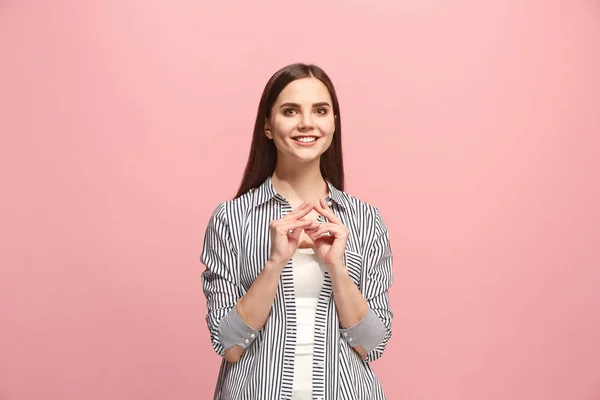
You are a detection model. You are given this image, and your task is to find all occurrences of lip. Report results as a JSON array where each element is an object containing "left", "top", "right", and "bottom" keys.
[{"left": 292, "top": 136, "right": 321, "bottom": 147}]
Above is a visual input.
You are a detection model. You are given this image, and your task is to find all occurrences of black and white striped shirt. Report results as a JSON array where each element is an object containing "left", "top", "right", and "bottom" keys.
[{"left": 200, "top": 176, "right": 394, "bottom": 399}]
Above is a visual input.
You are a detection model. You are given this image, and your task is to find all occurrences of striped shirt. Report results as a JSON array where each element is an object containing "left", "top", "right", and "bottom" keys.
[{"left": 200, "top": 176, "right": 394, "bottom": 400}]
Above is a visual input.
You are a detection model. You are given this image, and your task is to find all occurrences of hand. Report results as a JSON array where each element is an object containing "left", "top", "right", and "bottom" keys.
[
  {"left": 305, "top": 198, "right": 349, "bottom": 268},
  {"left": 268, "top": 201, "right": 319, "bottom": 266}
]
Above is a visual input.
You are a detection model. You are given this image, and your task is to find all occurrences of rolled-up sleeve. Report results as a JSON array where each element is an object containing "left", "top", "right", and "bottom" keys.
[
  {"left": 200, "top": 202, "right": 259, "bottom": 356},
  {"left": 341, "top": 208, "right": 394, "bottom": 362}
]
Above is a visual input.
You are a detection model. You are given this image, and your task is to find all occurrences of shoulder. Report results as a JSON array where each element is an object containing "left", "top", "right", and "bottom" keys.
[
  {"left": 207, "top": 188, "right": 259, "bottom": 224},
  {"left": 337, "top": 189, "right": 390, "bottom": 247},
  {"left": 338, "top": 189, "right": 383, "bottom": 223},
  {"left": 339, "top": 191, "right": 392, "bottom": 261}
]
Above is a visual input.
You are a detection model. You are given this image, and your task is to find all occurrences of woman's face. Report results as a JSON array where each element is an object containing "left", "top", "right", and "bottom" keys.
[{"left": 265, "top": 77, "right": 336, "bottom": 164}]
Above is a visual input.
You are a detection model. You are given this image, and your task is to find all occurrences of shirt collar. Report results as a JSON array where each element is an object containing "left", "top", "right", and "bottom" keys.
[{"left": 253, "top": 175, "right": 347, "bottom": 209}]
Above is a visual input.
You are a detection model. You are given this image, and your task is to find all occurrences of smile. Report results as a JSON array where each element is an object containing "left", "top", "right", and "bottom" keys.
[{"left": 292, "top": 136, "right": 320, "bottom": 145}]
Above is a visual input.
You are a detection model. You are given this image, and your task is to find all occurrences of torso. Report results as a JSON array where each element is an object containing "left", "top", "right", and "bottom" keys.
[{"left": 204, "top": 177, "right": 390, "bottom": 399}]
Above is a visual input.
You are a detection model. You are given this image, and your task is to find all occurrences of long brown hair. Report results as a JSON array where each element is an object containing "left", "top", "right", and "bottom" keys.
[{"left": 234, "top": 63, "right": 344, "bottom": 199}]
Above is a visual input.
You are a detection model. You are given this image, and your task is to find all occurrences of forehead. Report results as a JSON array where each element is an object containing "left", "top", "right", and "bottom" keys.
[{"left": 275, "top": 77, "right": 332, "bottom": 104}]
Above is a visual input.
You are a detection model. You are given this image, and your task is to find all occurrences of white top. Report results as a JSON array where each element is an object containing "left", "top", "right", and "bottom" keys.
[{"left": 291, "top": 247, "right": 325, "bottom": 400}]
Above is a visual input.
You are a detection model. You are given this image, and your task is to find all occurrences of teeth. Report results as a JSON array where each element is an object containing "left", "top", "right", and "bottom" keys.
[{"left": 295, "top": 137, "right": 317, "bottom": 143}]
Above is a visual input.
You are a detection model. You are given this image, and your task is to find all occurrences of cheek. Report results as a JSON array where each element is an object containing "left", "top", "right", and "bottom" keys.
[
  {"left": 272, "top": 122, "right": 295, "bottom": 138},
  {"left": 318, "top": 118, "right": 336, "bottom": 135}
]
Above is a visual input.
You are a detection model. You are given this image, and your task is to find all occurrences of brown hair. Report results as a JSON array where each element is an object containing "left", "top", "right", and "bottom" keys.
[{"left": 234, "top": 63, "right": 344, "bottom": 199}]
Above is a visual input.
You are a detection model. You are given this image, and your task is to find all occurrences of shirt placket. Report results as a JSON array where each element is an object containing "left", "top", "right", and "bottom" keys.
[
  {"left": 278, "top": 195, "right": 336, "bottom": 400},
  {"left": 312, "top": 196, "right": 335, "bottom": 400},
  {"left": 279, "top": 198, "right": 297, "bottom": 400}
]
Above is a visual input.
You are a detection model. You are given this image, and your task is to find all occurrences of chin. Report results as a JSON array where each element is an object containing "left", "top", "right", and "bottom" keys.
[
  {"left": 288, "top": 151, "right": 324, "bottom": 164},
  {"left": 293, "top": 154, "right": 321, "bottom": 164}
]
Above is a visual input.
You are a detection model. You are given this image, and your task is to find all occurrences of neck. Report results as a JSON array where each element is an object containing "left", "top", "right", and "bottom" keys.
[{"left": 272, "top": 157, "right": 328, "bottom": 202}]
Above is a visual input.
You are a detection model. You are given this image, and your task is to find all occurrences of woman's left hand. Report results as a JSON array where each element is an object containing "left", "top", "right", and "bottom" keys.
[{"left": 305, "top": 198, "right": 349, "bottom": 269}]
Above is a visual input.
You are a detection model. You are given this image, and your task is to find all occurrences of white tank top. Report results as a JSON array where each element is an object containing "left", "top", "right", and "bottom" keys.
[{"left": 291, "top": 247, "right": 325, "bottom": 400}]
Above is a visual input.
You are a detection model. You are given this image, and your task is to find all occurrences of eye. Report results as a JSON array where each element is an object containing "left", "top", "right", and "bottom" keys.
[
  {"left": 283, "top": 108, "right": 297, "bottom": 116},
  {"left": 316, "top": 108, "right": 328, "bottom": 115}
]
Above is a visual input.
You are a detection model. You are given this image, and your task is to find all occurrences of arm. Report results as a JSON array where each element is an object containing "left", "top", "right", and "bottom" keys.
[
  {"left": 228, "top": 259, "right": 286, "bottom": 361},
  {"left": 203, "top": 262, "right": 285, "bottom": 363},
  {"left": 329, "top": 267, "right": 371, "bottom": 359},
  {"left": 201, "top": 203, "right": 286, "bottom": 363},
  {"left": 201, "top": 202, "right": 317, "bottom": 363},
  {"left": 329, "top": 209, "right": 394, "bottom": 362}
]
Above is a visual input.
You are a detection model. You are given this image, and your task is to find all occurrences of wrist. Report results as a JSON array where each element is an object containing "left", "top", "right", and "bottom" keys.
[
  {"left": 266, "top": 258, "right": 287, "bottom": 271},
  {"left": 327, "top": 263, "right": 349, "bottom": 280}
]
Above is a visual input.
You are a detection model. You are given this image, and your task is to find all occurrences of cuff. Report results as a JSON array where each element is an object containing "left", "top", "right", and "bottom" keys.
[
  {"left": 218, "top": 305, "right": 259, "bottom": 351},
  {"left": 340, "top": 308, "right": 386, "bottom": 353}
]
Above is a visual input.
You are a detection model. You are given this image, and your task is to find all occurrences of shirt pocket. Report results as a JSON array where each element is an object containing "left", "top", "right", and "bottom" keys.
[{"left": 344, "top": 249, "right": 363, "bottom": 287}]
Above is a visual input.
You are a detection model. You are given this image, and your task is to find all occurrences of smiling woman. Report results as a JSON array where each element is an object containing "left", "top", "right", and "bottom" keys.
[
  {"left": 200, "top": 63, "right": 394, "bottom": 400},
  {"left": 265, "top": 79, "right": 335, "bottom": 156},
  {"left": 236, "top": 63, "right": 344, "bottom": 198}
]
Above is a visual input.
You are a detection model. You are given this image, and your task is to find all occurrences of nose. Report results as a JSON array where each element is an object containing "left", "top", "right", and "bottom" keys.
[{"left": 298, "top": 113, "right": 315, "bottom": 130}]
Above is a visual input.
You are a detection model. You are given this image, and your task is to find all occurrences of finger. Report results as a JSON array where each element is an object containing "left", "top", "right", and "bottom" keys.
[
  {"left": 289, "top": 221, "right": 318, "bottom": 237},
  {"left": 304, "top": 219, "right": 323, "bottom": 231},
  {"left": 302, "top": 222, "right": 321, "bottom": 234},
  {"left": 288, "top": 228, "right": 302, "bottom": 240},
  {"left": 314, "top": 198, "right": 343, "bottom": 225},
  {"left": 283, "top": 202, "right": 314, "bottom": 221},
  {"left": 272, "top": 216, "right": 316, "bottom": 231},
  {"left": 307, "top": 224, "right": 344, "bottom": 238},
  {"left": 309, "top": 231, "right": 336, "bottom": 244},
  {"left": 279, "top": 219, "right": 316, "bottom": 234},
  {"left": 283, "top": 201, "right": 309, "bottom": 218},
  {"left": 307, "top": 222, "right": 338, "bottom": 234},
  {"left": 283, "top": 219, "right": 315, "bottom": 230}
]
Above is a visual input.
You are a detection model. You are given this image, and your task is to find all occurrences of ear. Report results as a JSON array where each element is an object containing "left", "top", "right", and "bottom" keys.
[{"left": 264, "top": 119, "right": 273, "bottom": 139}]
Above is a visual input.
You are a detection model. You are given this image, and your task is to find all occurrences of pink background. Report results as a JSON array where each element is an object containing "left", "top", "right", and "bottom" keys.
[{"left": 1, "top": 1, "right": 599, "bottom": 399}]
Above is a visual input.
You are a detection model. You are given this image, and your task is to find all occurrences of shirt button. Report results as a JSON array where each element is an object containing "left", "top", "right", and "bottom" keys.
[
  {"left": 343, "top": 332, "right": 348, "bottom": 337},
  {"left": 250, "top": 333, "right": 255, "bottom": 339},
  {"left": 326, "top": 200, "right": 333, "bottom": 206},
  {"left": 348, "top": 338, "right": 354, "bottom": 342}
]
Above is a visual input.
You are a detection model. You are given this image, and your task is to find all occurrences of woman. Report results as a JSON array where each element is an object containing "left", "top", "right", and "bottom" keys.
[{"left": 200, "top": 63, "right": 394, "bottom": 400}]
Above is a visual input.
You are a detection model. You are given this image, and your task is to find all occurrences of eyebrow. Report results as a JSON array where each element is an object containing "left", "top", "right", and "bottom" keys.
[{"left": 279, "top": 102, "right": 332, "bottom": 108}]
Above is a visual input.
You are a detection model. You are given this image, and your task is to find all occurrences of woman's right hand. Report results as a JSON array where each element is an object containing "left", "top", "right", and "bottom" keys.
[{"left": 268, "top": 201, "right": 318, "bottom": 266}]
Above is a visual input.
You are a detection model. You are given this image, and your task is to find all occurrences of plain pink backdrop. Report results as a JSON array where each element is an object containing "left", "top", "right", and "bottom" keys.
[{"left": 1, "top": 1, "right": 599, "bottom": 399}]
